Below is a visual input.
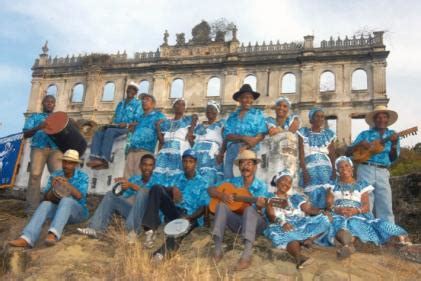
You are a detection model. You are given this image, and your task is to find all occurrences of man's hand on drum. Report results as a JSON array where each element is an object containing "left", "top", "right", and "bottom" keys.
[
  {"left": 52, "top": 176, "right": 68, "bottom": 187},
  {"left": 114, "top": 177, "right": 131, "bottom": 190}
]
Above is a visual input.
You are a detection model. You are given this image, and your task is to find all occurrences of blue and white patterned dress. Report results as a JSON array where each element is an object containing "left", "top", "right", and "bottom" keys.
[
  {"left": 328, "top": 180, "right": 407, "bottom": 245},
  {"left": 154, "top": 116, "right": 193, "bottom": 184},
  {"left": 192, "top": 120, "right": 225, "bottom": 186},
  {"left": 297, "top": 127, "right": 335, "bottom": 209},
  {"left": 258, "top": 115, "right": 300, "bottom": 191},
  {"left": 264, "top": 194, "right": 330, "bottom": 249}
]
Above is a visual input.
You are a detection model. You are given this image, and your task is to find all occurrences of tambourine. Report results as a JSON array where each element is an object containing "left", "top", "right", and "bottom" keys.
[
  {"left": 112, "top": 182, "right": 125, "bottom": 196},
  {"left": 163, "top": 218, "right": 191, "bottom": 238}
]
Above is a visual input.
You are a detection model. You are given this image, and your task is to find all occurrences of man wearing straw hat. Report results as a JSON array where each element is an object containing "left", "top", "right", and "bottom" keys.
[
  {"left": 208, "top": 149, "right": 269, "bottom": 270},
  {"left": 347, "top": 105, "right": 400, "bottom": 223},
  {"left": 9, "top": 149, "right": 89, "bottom": 247}
]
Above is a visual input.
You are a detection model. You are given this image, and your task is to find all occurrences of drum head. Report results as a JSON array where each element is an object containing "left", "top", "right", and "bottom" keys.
[
  {"left": 44, "top": 112, "right": 69, "bottom": 135},
  {"left": 53, "top": 183, "right": 71, "bottom": 199},
  {"left": 164, "top": 218, "right": 190, "bottom": 238}
]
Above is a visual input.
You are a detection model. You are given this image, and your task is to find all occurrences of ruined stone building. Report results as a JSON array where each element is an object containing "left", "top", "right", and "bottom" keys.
[{"left": 27, "top": 20, "right": 389, "bottom": 145}]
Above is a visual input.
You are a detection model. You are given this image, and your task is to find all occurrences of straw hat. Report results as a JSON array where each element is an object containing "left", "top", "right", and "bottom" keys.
[
  {"left": 365, "top": 105, "right": 398, "bottom": 127},
  {"left": 59, "top": 149, "right": 83, "bottom": 163},
  {"left": 234, "top": 149, "right": 261, "bottom": 166}
]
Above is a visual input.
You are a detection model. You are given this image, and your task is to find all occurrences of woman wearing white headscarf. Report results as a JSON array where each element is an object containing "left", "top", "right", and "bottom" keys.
[{"left": 188, "top": 101, "right": 225, "bottom": 185}]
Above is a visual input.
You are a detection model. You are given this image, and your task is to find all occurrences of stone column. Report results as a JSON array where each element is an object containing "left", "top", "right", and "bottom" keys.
[
  {"left": 337, "top": 111, "right": 352, "bottom": 145},
  {"left": 299, "top": 64, "right": 316, "bottom": 103},
  {"left": 27, "top": 79, "right": 43, "bottom": 112}
]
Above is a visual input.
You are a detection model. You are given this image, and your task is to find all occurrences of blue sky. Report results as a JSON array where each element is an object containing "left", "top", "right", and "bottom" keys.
[{"left": 0, "top": 0, "right": 420, "bottom": 146}]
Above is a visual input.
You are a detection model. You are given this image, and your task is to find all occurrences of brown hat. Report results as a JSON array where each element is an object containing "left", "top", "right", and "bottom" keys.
[
  {"left": 365, "top": 105, "right": 398, "bottom": 127},
  {"left": 232, "top": 84, "right": 260, "bottom": 101},
  {"left": 234, "top": 149, "right": 261, "bottom": 166}
]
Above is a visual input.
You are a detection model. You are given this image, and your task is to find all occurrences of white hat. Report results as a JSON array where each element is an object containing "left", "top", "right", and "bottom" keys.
[
  {"left": 59, "top": 149, "right": 83, "bottom": 163},
  {"left": 127, "top": 81, "right": 139, "bottom": 91},
  {"left": 365, "top": 105, "right": 398, "bottom": 127},
  {"left": 234, "top": 150, "right": 261, "bottom": 166}
]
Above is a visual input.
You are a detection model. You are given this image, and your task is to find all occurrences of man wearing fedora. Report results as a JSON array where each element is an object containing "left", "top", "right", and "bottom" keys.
[
  {"left": 9, "top": 149, "right": 89, "bottom": 247},
  {"left": 208, "top": 149, "right": 269, "bottom": 270},
  {"left": 347, "top": 105, "right": 400, "bottom": 223},
  {"left": 124, "top": 92, "right": 166, "bottom": 178},
  {"left": 222, "top": 84, "right": 268, "bottom": 178},
  {"left": 87, "top": 81, "right": 143, "bottom": 170}
]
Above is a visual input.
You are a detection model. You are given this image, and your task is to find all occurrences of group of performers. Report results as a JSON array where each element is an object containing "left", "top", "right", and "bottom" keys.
[{"left": 8, "top": 82, "right": 411, "bottom": 270}]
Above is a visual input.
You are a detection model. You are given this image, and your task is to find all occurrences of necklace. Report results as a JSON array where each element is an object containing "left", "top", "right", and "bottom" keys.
[{"left": 338, "top": 181, "right": 355, "bottom": 199}]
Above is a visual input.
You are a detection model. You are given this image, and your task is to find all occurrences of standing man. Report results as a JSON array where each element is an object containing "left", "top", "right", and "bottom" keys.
[
  {"left": 87, "top": 82, "right": 142, "bottom": 170},
  {"left": 222, "top": 84, "right": 267, "bottom": 178},
  {"left": 23, "top": 94, "right": 62, "bottom": 214},
  {"left": 347, "top": 105, "right": 400, "bottom": 223},
  {"left": 208, "top": 150, "right": 269, "bottom": 270},
  {"left": 124, "top": 93, "right": 166, "bottom": 177}
]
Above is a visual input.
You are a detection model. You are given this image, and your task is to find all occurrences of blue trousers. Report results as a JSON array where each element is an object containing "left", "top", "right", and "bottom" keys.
[
  {"left": 88, "top": 190, "right": 149, "bottom": 234},
  {"left": 90, "top": 127, "right": 128, "bottom": 162},
  {"left": 21, "top": 197, "right": 88, "bottom": 246},
  {"left": 357, "top": 164, "right": 395, "bottom": 223}
]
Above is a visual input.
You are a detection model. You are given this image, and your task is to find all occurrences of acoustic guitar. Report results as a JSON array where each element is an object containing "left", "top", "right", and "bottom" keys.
[
  {"left": 208, "top": 182, "right": 287, "bottom": 214},
  {"left": 352, "top": 126, "right": 418, "bottom": 163}
]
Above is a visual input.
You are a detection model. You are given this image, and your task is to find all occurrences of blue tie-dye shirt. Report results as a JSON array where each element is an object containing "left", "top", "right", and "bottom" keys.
[
  {"left": 23, "top": 113, "right": 58, "bottom": 149},
  {"left": 223, "top": 107, "right": 268, "bottom": 148},
  {"left": 113, "top": 98, "right": 143, "bottom": 124},
  {"left": 128, "top": 110, "right": 166, "bottom": 152},
  {"left": 223, "top": 176, "right": 270, "bottom": 198},
  {"left": 169, "top": 172, "right": 209, "bottom": 217},
  {"left": 352, "top": 128, "right": 400, "bottom": 167},
  {"left": 43, "top": 169, "right": 89, "bottom": 216},
  {"left": 121, "top": 173, "right": 161, "bottom": 198}
]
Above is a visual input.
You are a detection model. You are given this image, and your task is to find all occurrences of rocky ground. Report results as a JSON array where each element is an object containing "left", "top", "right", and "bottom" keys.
[{"left": 0, "top": 199, "right": 420, "bottom": 280}]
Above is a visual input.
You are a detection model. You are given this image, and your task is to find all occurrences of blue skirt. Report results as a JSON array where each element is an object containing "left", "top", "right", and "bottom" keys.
[
  {"left": 264, "top": 214, "right": 331, "bottom": 249},
  {"left": 328, "top": 213, "right": 407, "bottom": 245}
]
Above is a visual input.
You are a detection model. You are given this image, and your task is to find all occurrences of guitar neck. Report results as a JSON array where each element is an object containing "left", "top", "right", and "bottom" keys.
[
  {"left": 233, "top": 195, "right": 257, "bottom": 204},
  {"left": 380, "top": 127, "right": 418, "bottom": 144}
]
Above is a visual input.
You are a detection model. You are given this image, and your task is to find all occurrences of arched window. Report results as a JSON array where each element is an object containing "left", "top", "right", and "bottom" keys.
[
  {"left": 71, "top": 83, "right": 84, "bottom": 103},
  {"left": 46, "top": 84, "right": 57, "bottom": 97},
  {"left": 139, "top": 80, "right": 150, "bottom": 94},
  {"left": 170, "top": 79, "right": 184, "bottom": 99},
  {"left": 352, "top": 69, "right": 368, "bottom": 91},
  {"left": 320, "top": 71, "right": 335, "bottom": 92},
  {"left": 243, "top": 75, "right": 257, "bottom": 91},
  {"left": 281, "top": 73, "right": 296, "bottom": 94},
  {"left": 207, "top": 77, "right": 221, "bottom": 97},
  {"left": 102, "top": 82, "right": 115, "bottom": 101}
]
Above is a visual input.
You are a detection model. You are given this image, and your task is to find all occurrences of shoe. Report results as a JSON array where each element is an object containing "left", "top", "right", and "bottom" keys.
[
  {"left": 152, "top": 252, "right": 164, "bottom": 263},
  {"left": 44, "top": 233, "right": 58, "bottom": 247},
  {"left": 296, "top": 256, "right": 314, "bottom": 269},
  {"left": 86, "top": 159, "right": 104, "bottom": 168},
  {"left": 127, "top": 231, "right": 138, "bottom": 245},
  {"left": 144, "top": 230, "right": 156, "bottom": 248},
  {"left": 9, "top": 237, "right": 30, "bottom": 248},
  {"left": 77, "top": 227, "right": 98, "bottom": 238}
]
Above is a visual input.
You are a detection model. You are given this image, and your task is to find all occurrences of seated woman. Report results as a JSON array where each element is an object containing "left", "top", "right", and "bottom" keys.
[
  {"left": 264, "top": 170, "right": 331, "bottom": 269},
  {"left": 327, "top": 156, "right": 410, "bottom": 260}
]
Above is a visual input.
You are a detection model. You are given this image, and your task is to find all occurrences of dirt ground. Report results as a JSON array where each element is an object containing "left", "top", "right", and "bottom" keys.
[{"left": 1, "top": 199, "right": 420, "bottom": 280}]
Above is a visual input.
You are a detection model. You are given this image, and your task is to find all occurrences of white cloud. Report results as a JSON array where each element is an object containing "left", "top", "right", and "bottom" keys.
[{"left": 0, "top": 65, "right": 30, "bottom": 84}]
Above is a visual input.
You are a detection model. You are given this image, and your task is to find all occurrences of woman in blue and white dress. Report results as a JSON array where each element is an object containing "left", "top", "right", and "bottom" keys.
[
  {"left": 327, "top": 156, "right": 410, "bottom": 259},
  {"left": 297, "top": 107, "right": 336, "bottom": 209},
  {"left": 154, "top": 98, "right": 198, "bottom": 183},
  {"left": 264, "top": 170, "right": 331, "bottom": 269},
  {"left": 188, "top": 101, "right": 225, "bottom": 186},
  {"left": 258, "top": 96, "right": 300, "bottom": 191}
]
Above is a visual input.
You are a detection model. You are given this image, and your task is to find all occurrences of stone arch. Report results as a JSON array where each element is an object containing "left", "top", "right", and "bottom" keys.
[
  {"left": 71, "top": 83, "right": 85, "bottom": 103},
  {"left": 102, "top": 81, "right": 116, "bottom": 101},
  {"left": 281, "top": 72, "right": 296, "bottom": 94},
  {"left": 352, "top": 69, "right": 368, "bottom": 91},
  {"left": 139, "top": 80, "right": 150, "bottom": 94},
  {"left": 45, "top": 84, "right": 58, "bottom": 97},
  {"left": 170, "top": 78, "right": 184, "bottom": 99},
  {"left": 320, "top": 70, "right": 335, "bottom": 92},
  {"left": 207, "top": 76, "right": 221, "bottom": 97},
  {"left": 243, "top": 74, "right": 257, "bottom": 91}
]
